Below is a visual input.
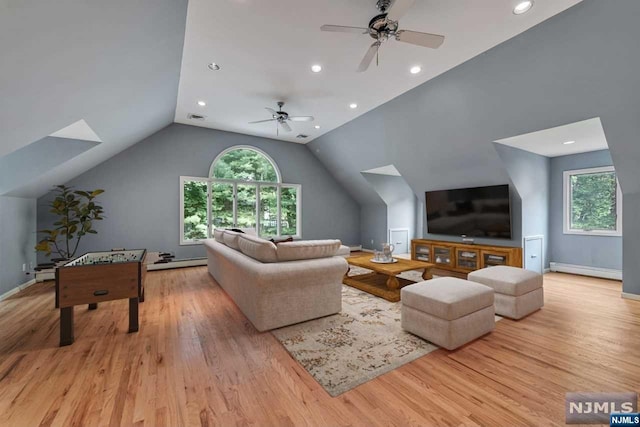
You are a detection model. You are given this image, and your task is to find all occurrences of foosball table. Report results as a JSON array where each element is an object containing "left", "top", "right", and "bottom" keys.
[{"left": 55, "top": 249, "right": 147, "bottom": 346}]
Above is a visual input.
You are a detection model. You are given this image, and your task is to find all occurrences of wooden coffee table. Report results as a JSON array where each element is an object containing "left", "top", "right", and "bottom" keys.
[{"left": 344, "top": 255, "right": 435, "bottom": 302}]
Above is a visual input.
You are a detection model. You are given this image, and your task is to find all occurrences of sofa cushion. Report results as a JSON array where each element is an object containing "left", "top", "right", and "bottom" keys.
[
  {"left": 238, "top": 233, "right": 278, "bottom": 263},
  {"left": 276, "top": 240, "right": 341, "bottom": 262},
  {"left": 468, "top": 266, "right": 542, "bottom": 296},
  {"left": 222, "top": 230, "right": 244, "bottom": 250},
  {"left": 213, "top": 228, "right": 225, "bottom": 243},
  {"left": 401, "top": 278, "right": 494, "bottom": 321}
]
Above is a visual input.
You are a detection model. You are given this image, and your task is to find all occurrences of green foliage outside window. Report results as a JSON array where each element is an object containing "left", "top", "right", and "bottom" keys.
[
  {"left": 182, "top": 148, "right": 300, "bottom": 241},
  {"left": 183, "top": 180, "right": 208, "bottom": 240},
  {"left": 570, "top": 171, "right": 618, "bottom": 231}
]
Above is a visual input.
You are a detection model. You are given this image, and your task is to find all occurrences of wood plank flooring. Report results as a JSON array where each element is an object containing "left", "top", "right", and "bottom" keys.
[{"left": 0, "top": 268, "right": 638, "bottom": 426}]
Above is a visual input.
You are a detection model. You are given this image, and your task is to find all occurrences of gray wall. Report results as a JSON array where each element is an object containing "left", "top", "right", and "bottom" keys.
[
  {"left": 362, "top": 173, "right": 418, "bottom": 249},
  {"left": 549, "top": 150, "right": 621, "bottom": 270},
  {"left": 0, "top": 0, "right": 187, "bottom": 198},
  {"left": 37, "top": 124, "right": 360, "bottom": 263},
  {"left": 308, "top": 1, "right": 640, "bottom": 294},
  {"left": 494, "top": 144, "right": 550, "bottom": 268},
  {"left": 359, "top": 204, "right": 387, "bottom": 251},
  {"left": 0, "top": 197, "right": 37, "bottom": 295}
]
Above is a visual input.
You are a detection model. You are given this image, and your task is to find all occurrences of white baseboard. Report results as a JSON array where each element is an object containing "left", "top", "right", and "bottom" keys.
[
  {"left": 349, "top": 245, "right": 362, "bottom": 252},
  {"left": 544, "top": 268, "right": 551, "bottom": 274},
  {"left": 622, "top": 292, "right": 640, "bottom": 302},
  {"left": 361, "top": 248, "right": 374, "bottom": 253},
  {"left": 0, "top": 278, "right": 37, "bottom": 302},
  {"left": 147, "top": 258, "right": 207, "bottom": 271},
  {"left": 549, "top": 262, "right": 622, "bottom": 281}
]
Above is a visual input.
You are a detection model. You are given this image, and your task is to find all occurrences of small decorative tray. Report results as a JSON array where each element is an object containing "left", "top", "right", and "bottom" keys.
[{"left": 370, "top": 258, "right": 398, "bottom": 264}]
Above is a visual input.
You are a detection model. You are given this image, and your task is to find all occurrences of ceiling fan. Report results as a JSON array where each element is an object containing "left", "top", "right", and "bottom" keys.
[
  {"left": 248, "top": 102, "right": 314, "bottom": 136},
  {"left": 321, "top": 0, "right": 445, "bottom": 72}
]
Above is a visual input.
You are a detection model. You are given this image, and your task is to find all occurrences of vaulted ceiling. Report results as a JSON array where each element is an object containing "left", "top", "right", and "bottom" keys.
[
  {"left": 175, "top": 0, "right": 582, "bottom": 143},
  {"left": 0, "top": 0, "right": 584, "bottom": 197}
]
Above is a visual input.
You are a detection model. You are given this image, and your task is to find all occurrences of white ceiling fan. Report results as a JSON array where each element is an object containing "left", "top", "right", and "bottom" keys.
[
  {"left": 248, "top": 102, "right": 314, "bottom": 136},
  {"left": 321, "top": 0, "right": 445, "bottom": 72}
]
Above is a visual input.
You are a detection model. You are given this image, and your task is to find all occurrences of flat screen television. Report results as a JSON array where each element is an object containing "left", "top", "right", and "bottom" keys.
[{"left": 425, "top": 184, "right": 512, "bottom": 239}]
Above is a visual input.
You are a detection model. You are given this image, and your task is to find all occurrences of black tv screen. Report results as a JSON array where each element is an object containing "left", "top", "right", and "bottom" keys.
[{"left": 425, "top": 184, "right": 512, "bottom": 239}]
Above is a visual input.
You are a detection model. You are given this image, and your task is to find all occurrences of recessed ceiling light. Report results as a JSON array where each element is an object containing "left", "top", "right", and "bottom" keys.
[
  {"left": 563, "top": 140, "right": 576, "bottom": 145},
  {"left": 513, "top": 1, "right": 533, "bottom": 15},
  {"left": 410, "top": 66, "right": 422, "bottom": 74},
  {"left": 349, "top": 103, "right": 358, "bottom": 109},
  {"left": 207, "top": 62, "right": 221, "bottom": 71},
  {"left": 314, "top": 125, "right": 320, "bottom": 129},
  {"left": 197, "top": 100, "right": 206, "bottom": 107},
  {"left": 311, "top": 64, "right": 322, "bottom": 73}
]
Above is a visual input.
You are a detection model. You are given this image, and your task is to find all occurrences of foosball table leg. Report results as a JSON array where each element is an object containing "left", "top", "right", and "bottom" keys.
[
  {"left": 60, "top": 307, "right": 74, "bottom": 346},
  {"left": 128, "top": 297, "right": 139, "bottom": 333}
]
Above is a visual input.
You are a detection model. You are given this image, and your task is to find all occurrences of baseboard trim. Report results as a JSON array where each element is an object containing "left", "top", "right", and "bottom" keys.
[
  {"left": 544, "top": 268, "right": 551, "bottom": 274},
  {"left": 549, "top": 262, "right": 622, "bottom": 281},
  {"left": 0, "top": 278, "right": 37, "bottom": 302},
  {"left": 349, "top": 245, "right": 362, "bottom": 252},
  {"left": 361, "top": 248, "right": 374, "bottom": 253},
  {"left": 147, "top": 258, "right": 207, "bottom": 271},
  {"left": 622, "top": 292, "right": 640, "bottom": 302}
]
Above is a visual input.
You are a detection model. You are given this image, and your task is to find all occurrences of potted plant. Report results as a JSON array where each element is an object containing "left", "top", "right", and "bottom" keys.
[{"left": 35, "top": 185, "right": 105, "bottom": 260}]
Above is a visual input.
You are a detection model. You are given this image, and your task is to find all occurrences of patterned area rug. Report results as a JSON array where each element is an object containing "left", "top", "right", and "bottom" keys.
[{"left": 272, "top": 267, "right": 437, "bottom": 397}]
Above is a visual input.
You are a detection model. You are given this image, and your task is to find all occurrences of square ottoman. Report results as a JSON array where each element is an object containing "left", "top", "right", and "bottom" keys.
[
  {"left": 401, "top": 277, "right": 495, "bottom": 350},
  {"left": 467, "top": 266, "right": 543, "bottom": 319}
]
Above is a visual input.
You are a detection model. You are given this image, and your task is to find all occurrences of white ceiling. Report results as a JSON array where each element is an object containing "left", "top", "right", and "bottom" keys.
[
  {"left": 495, "top": 117, "right": 609, "bottom": 157},
  {"left": 175, "top": 0, "right": 582, "bottom": 144},
  {"left": 49, "top": 119, "right": 103, "bottom": 143},
  {"left": 362, "top": 164, "right": 401, "bottom": 176}
]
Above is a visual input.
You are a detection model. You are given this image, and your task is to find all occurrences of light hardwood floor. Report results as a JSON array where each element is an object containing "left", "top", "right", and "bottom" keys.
[{"left": 0, "top": 268, "right": 638, "bottom": 426}]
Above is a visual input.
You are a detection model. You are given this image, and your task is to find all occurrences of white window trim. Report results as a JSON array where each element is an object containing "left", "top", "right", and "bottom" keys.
[
  {"left": 563, "top": 166, "right": 622, "bottom": 237},
  {"left": 180, "top": 176, "right": 211, "bottom": 245}
]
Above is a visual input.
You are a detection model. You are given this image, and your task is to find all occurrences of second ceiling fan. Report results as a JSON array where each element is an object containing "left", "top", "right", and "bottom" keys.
[{"left": 321, "top": 0, "right": 445, "bottom": 72}]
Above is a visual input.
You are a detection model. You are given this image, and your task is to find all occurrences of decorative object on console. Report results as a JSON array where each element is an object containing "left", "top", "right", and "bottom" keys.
[{"left": 35, "top": 185, "right": 105, "bottom": 259}]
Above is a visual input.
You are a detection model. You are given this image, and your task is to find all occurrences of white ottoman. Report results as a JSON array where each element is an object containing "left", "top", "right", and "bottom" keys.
[
  {"left": 467, "top": 266, "right": 543, "bottom": 319},
  {"left": 401, "top": 278, "right": 495, "bottom": 350}
]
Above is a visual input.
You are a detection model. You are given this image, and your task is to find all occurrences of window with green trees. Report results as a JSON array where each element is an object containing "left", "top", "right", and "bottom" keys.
[
  {"left": 180, "top": 146, "right": 301, "bottom": 244},
  {"left": 563, "top": 166, "right": 622, "bottom": 236}
]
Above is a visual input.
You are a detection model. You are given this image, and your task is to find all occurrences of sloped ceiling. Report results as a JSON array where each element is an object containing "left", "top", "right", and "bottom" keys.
[{"left": 0, "top": 0, "right": 188, "bottom": 198}]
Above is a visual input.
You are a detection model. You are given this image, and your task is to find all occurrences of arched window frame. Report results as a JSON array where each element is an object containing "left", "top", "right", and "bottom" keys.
[
  {"left": 180, "top": 145, "right": 301, "bottom": 245},
  {"left": 209, "top": 145, "right": 282, "bottom": 183}
]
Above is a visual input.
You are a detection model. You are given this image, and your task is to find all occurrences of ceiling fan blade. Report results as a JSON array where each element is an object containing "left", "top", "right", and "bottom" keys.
[
  {"left": 386, "top": 0, "right": 416, "bottom": 22},
  {"left": 279, "top": 121, "right": 292, "bottom": 132},
  {"left": 289, "top": 116, "right": 314, "bottom": 122},
  {"left": 248, "top": 119, "right": 276, "bottom": 124},
  {"left": 357, "top": 42, "right": 380, "bottom": 73},
  {"left": 321, "top": 24, "right": 368, "bottom": 34},
  {"left": 265, "top": 107, "right": 278, "bottom": 115},
  {"left": 396, "top": 30, "right": 445, "bottom": 49}
]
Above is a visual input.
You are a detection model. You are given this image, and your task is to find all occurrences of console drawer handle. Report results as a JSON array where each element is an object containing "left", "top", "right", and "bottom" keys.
[{"left": 94, "top": 290, "right": 109, "bottom": 296}]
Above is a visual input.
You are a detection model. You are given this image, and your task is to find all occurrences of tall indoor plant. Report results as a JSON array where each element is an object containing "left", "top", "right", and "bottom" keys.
[{"left": 35, "top": 185, "right": 105, "bottom": 259}]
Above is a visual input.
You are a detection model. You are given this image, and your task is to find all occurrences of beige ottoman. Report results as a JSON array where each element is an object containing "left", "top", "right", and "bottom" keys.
[
  {"left": 467, "top": 266, "right": 543, "bottom": 319},
  {"left": 401, "top": 278, "right": 495, "bottom": 350}
]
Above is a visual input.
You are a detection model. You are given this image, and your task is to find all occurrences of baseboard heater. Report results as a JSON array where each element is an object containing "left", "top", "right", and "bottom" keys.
[
  {"left": 147, "top": 257, "right": 207, "bottom": 271},
  {"left": 549, "top": 262, "right": 622, "bottom": 281}
]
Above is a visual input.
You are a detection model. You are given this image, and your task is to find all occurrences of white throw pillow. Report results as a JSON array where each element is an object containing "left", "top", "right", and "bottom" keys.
[{"left": 276, "top": 240, "right": 341, "bottom": 262}]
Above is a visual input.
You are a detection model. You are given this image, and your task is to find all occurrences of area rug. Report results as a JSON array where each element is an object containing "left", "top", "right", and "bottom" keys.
[{"left": 272, "top": 282, "right": 437, "bottom": 397}]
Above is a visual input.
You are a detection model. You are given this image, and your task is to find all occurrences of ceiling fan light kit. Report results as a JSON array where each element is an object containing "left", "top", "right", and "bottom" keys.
[
  {"left": 321, "top": 0, "right": 445, "bottom": 72},
  {"left": 248, "top": 101, "right": 314, "bottom": 136}
]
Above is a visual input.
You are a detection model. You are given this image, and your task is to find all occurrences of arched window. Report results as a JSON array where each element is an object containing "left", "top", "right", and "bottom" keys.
[
  {"left": 180, "top": 146, "right": 300, "bottom": 244},
  {"left": 210, "top": 146, "right": 281, "bottom": 183}
]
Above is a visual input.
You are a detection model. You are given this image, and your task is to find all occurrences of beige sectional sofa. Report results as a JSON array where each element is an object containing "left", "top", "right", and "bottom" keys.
[{"left": 204, "top": 230, "right": 348, "bottom": 331}]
